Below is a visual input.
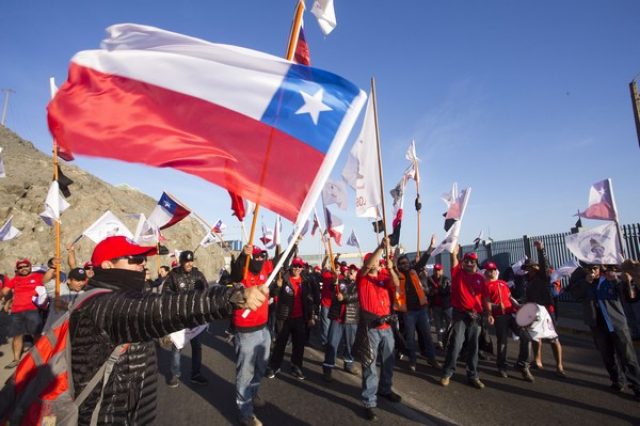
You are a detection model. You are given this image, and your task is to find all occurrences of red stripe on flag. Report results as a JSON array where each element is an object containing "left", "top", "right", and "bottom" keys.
[{"left": 48, "top": 64, "right": 325, "bottom": 221}]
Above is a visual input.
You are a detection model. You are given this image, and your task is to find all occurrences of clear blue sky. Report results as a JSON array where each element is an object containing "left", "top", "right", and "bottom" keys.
[{"left": 2, "top": 0, "right": 639, "bottom": 256}]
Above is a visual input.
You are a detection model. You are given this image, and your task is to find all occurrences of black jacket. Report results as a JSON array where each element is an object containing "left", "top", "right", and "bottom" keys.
[
  {"left": 525, "top": 247, "right": 553, "bottom": 307},
  {"left": 270, "top": 272, "right": 319, "bottom": 322},
  {"left": 328, "top": 279, "right": 359, "bottom": 324},
  {"left": 163, "top": 266, "right": 208, "bottom": 293},
  {"left": 69, "top": 268, "right": 241, "bottom": 425}
]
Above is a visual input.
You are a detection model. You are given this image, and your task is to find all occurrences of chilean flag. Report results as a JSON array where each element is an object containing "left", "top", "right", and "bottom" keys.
[
  {"left": 325, "top": 207, "right": 344, "bottom": 246},
  {"left": 47, "top": 24, "right": 366, "bottom": 224},
  {"left": 147, "top": 192, "right": 191, "bottom": 230},
  {"left": 577, "top": 178, "right": 618, "bottom": 221}
]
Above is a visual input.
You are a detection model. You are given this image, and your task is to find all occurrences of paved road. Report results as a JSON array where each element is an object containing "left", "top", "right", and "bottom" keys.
[{"left": 2, "top": 321, "right": 640, "bottom": 425}]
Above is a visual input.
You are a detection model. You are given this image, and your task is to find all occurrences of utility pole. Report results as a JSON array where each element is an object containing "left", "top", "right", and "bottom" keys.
[{"left": 1, "top": 88, "right": 15, "bottom": 127}]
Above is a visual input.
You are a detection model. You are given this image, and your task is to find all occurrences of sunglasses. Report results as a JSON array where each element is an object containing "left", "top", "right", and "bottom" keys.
[
  {"left": 292, "top": 265, "right": 304, "bottom": 268},
  {"left": 17, "top": 265, "right": 30, "bottom": 269},
  {"left": 111, "top": 255, "right": 147, "bottom": 265},
  {"left": 254, "top": 253, "right": 267, "bottom": 259},
  {"left": 85, "top": 266, "right": 94, "bottom": 270}
]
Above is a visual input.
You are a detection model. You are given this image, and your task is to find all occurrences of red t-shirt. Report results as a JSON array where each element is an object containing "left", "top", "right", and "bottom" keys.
[
  {"left": 5, "top": 273, "right": 43, "bottom": 313},
  {"left": 357, "top": 271, "right": 394, "bottom": 329},
  {"left": 321, "top": 270, "right": 336, "bottom": 308},
  {"left": 450, "top": 264, "right": 484, "bottom": 313},
  {"left": 482, "top": 279, "right": 515, "bottom": 315},
  {"left": 290, "top": 275, "right": 303, "bottom": 319}
]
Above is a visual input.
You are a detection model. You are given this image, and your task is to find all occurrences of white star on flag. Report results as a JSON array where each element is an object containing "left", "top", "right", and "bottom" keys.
[{"left": 295, "top": 88, "right": 332, "bottom": 125}]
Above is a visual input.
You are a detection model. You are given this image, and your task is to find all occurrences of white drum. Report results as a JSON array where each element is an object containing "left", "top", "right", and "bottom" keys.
[{"left": 515, "top": 302, "right": 539, "bottom": 327}]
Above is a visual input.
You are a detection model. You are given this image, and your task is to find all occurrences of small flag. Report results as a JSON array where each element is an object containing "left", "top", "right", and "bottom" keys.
[
  {"left": 0, "top": 216, "right": 21, "bottom": 241},
  {"left": 431, "top": 221, "right": 461, "bottom": 257},
  {"left": 389, "top": 208, "right": 403, "bottom": 247},
  {"left": 199, "top": 230, "right": 217, "bottom": 248},
  {"left": 271, "top": 215, "right": 283, "bottom": 249},
  {"left": 82, "top": 211, "right": 133, "bottom": 243},
  {"left": 565, "top": 222, "right": 624, "bottom": 265},
  {"left": 550, "top": 259, "right": 580, "bottom": 283},
  {"left": 576, "top": 178, "right": 618, "bottom": 221},
  {"left": 39, "top": 181, "right": 70, "bottom": 226},
  {"left": 133, "top": 213, "right": 159, "bottom": 246},
  {"left": 212, "top": 219, "right": 227, "bottom": 234},
  {"left": 57, "top": 165, "right": 74, "bottom": 197},
  {"left": 311, "top": 0, "right": 337, "bottom": 36},
  {"left": 311, "top": 210, "right": 321, "bottom": 236},
  {"left": 229, "top": 191, "right": 246, "bottom": 222},
  {"left": 322, "top": 179, "right": 348, "bottom": 210},
  {"left": 325, "top": 208, "right": 344, "bottom": 246},
  {"left": 0, "top": 147, "right": 6, "bottom": 178},
  {"left": 294, "top": 18, "right": 311, "bottom": 66},
  {"left": 346, "top": 229, "right": 360, "bottom": 248},
  {"left": 260, "top": 220, "right": 274, "bottom": 247},
  {"left": 372, "top": 219, "right": 384, "bottom": 234},
  {"left": 147, "top": 192, "right": 191, "bottom": 230},
  {"left": 442, "top": 183, "right": 471, "bottom": 231},
  {"left": 404, "top": 140, "right": 420, "bottom": 184},
  {"left": 288, "top": 220, "right": 310, "bottom": 244}
]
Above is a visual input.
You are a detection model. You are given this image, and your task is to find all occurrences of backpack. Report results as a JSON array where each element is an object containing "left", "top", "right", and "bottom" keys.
[{"left": 0, "top": 288, "right": 128, "bottom": 426}]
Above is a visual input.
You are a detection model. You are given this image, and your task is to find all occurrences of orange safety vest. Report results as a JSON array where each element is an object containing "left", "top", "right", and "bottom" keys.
[{"left": 394, "top": 269, "right": 428, "bottom": 312}]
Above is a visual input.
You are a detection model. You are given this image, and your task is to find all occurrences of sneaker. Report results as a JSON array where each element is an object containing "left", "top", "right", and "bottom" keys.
[
  {"left": 167, "top": 375, "right": 179, "bottom": 388},
  {"left": 468, "top": 378, "right": 485, "bottom": 389},
  {"left": 5, "top": 360, "right": 19, "bottom": 369},
  {"left": 440, "top": 376, "right": 450, "bottom": 387},
  {"left": 323, "top": 369, "right": 333, "bottom": 383},
  {"left": 291, "top": 367, "right": 306, "bottom": 380},
  {"left": 520, "top": 368, "right": 535, "bottom": 383},
  {"left": 239, "top": 414, "right": 263, "bottom": 426},
  {"left": 427, "top": 359, "right": 442, "bottom": 369},
  {"left": 409, "top": 363, "right": 416, "bottom": 372},
  {"left": 364, "top": 407, "right": 378, "bottom": 421},
  {"left": 498, "top": 369, "right": 508, "bottom": 378},
  {"left": 190, "top": 374, "right": 208, "bottom": 385},
  {"left": 253, "top": 394, "right": 266, "bottom": 408},
  {"left": 265, "top": 368, "right": 279, "bottom": 379},
  {"left": 344, "top": 363, "right": 357, "bottom": 375},
  {"left": 378, "top": 390, "right": 401, "bottom": 403}
]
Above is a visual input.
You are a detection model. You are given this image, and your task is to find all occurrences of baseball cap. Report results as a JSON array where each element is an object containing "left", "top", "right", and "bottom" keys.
[
  {"left": 83, "top": 261, "right": 93, "bottom": 270},
  {"left": 463, "top": 252, "right": 478, "bottom": 262},
  {"left": 68, "top": 267, "right": 88, "bottom": 281},
  {"left": 349, "top": 264, "right": 358, "bottom": 271},
  {"left": 433, "top": 263, "right": 443, "bottom": 271},
  {"left": 91, "top": 236, "right": 158, "bottom": 266},
  {"left": 484, "top": 261, "right": 497, "bottom": 271},
  {"left": 252, "top": 246, "right": 267, "bottom": 256},
  {"left": 179, "top": 250, "right": 194, "bottom": 263},
  {"left": 16, "top": 258, "right": 31, "bottom": 269},
  {"left": 291, "top": 257, "right": 305, "bottom": 267}
]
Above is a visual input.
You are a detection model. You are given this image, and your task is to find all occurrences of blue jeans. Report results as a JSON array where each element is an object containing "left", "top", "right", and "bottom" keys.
[
  {"left": 234, "top": 328, "right": 271, "bottom": 419},
  {"left": 170, "top": 334, "right": 202, "bottom": 378},
  {"left": 403, "top": 308, "right": 437, "bottom": 363},
  {"left": 361, "top": 327, "right": 395, "bottom": 408},
  {"left": 323, "top": 320, "right": 357, "bottom": 369},
  {"left": 320, "top": 306, "right": 331, "bottom": 346},
  {"left": 432, "top": 306, "right": 452, "bottom": 345},
  {"left": 443, "top": 313, "right": 481, "bottom": 380}
]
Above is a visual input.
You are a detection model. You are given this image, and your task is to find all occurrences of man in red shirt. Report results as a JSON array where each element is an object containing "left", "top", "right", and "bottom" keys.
[
  {"left": 440, "top": 245, "right": 489, "bottom": 389},
  {"left": 2, "top": 258, "right": 56, "bottom": 369},
  {"left": 482, "top": 261, "right": 533, "bottom": 381},
  {"left": 357, "top": 237, "right": 400, "bottom": 421}
]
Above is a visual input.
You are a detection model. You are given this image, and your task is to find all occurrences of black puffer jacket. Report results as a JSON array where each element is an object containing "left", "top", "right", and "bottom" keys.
[
  {"left": 163, "top": 266, "right": 208, "bottom": 293},
  {"left": 70, "top": 268, "right": 241, "bottom": 425},
  {"left": 525, "top": 247, "right": 553, "bottom": 307},
  {"left": 328, "top": 279, "right": 359, "bottom": 324},
  {"left": 270, "top": 272, "right": 318, "bottom": 322}
]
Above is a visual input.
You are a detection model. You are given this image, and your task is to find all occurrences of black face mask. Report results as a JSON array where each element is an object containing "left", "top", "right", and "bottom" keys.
[{"left": 249, "top": 259, "right": 264, "bottom": 274}]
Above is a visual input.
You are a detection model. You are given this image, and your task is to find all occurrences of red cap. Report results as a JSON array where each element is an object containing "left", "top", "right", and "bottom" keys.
[
  {"left": 340, "top": 265, "right": 348, "bottom": 274},
  {"left": 363, "top": 252, "right": 373, "bottom": 263},
  {"left": 349, "top": 264, "right": 358, "bottom": 271},
  {"left": 484, "top": 261, "right": 497, "bottom": 270},
  {"left": 91, "top": 236, "right": 157, "bottom": 266},
  {"left": 463, "top": 252, "right": 478, "bottom": 262},
  {"left": 171, "top": 260, "right": 179, "bottom": 268},
  {"left": 252, "top": 246, "right": 267, "bottom": 256},
  {"left": 291, "top": 257, "right": 305, "bottom": 267},
  {"left": 15, "top": 258, "right": 31, "bottom": 268},
  {"left": 433, "top": 263, "right": 443, "bottom": 271},
  {"left": 83, "top": 261, "right": 93, "bottom": 269},
  {"left": 313, "top": 265, "right": 321, "bottom": 272}
]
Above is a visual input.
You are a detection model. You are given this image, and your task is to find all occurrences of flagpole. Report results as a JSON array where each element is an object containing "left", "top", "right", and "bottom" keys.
[
  {"left": 243, "top": 0, "right": 305, "bottom": 279},
  {"left": 607, "top": 178, "right": 626, "bottom": 257},
  {"left": 370, "top": 77, "right": 389, "bottom": 249},
  {"left": 50, "top": 78, "right": 62, "bottom": 307},
  {"left": 415, "top": 157, "right": 421, "bottom": 258}
]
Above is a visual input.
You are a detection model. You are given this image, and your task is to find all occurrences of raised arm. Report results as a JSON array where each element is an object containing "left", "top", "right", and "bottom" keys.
[{"left": 414, "top": 234, "right": 437, "bottom": 271}]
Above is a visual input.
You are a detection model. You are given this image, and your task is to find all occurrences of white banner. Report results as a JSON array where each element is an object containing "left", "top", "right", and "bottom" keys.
[{"left": 565, "top": 222, "right": 624, "bottom": 265}]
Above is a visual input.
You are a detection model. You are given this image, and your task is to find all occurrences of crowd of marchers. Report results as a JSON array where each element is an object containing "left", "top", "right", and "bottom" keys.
[{"left": 0, "top": 233, "right": 638, "bottom": 425}]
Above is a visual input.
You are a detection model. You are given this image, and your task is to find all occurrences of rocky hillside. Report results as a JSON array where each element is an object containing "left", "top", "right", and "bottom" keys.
[{"left": 0, "top": 126, "right": 227, "bottom": 280}]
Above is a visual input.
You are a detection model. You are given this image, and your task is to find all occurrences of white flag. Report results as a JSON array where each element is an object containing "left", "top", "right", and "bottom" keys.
[
  {"left": 0, "top": 147, "right": 6, "bottom": 178},
  {"left": 0, "top": 215, "right": 21, "bottom": 241},
  {"left": 431, "top": 221, "right": 462, "bottom": 257},
  {"left": 199, "top": 230, "right": 217, "bottom": 248},
  {"left": 341, "top": 95, "right": 381, "bottom": 218},
  {"left": 565, "top": 222, "right": 624, "bottom": 265},
  {"left": 271, "top": 215, "right": 283, "bottom": 248},
  {"left": 390, "top": 176, "right": 407, "bottom": 215},
  {"left": 39, "top": 181, "right": 70, "bottom": 226},
  {"left": 259, "top": 220, "right": 274, "bottom": 248},
  {"left": 311, "top": 0, "right": 337, "bottom": 36},
  {"left": 404, "top": 139, "right": 420, "bottom": 184},
  {"left": 322, "top": 179, "right": 348, "bottom": 210},
  {"left": 550, "top": 259, "right": 580, "bottom": 283},
  {"left": 512, "top": 256, "right": 529, "bottom": 277},
  {"left": 346, "top": 229, "right": 360, "bottom": 248},
  {"left": 133, "top": 213, "right": 159, "bottom": 246},
  {"left": 288, "top": 220, "right": 310, "bottom": 244},
  {"left": 83, "top": 211, "right": 133, "bottom": 243},
  {"left": 169, "top": 325, "right": 208, "bottom": 350}
]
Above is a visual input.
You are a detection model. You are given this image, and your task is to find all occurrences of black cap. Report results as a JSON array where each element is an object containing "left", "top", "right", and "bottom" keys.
[
  {"left": 68, "top": 267, "right": 88, "bottom": 281},
  {"left": 179, "top": 250, "right": 194, "bottom": 263}
]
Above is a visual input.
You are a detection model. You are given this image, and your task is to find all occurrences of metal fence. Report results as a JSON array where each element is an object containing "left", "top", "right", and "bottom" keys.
[{"left": 412, "top": 223, "right": 640, "bottom": 302}]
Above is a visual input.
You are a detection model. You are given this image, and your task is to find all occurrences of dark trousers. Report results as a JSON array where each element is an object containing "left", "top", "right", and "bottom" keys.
[
  {"left": 443, "top": 312, "right": 481, "bottom": 380},
  {"left": 270, "top": 317, "right": 306, "bottom": 370},
  {"left": 494, "top": 314, "right": 530, "bottom": 369},
  {"left": 591, "top": 325, "right": 640, "bottom": 391}
]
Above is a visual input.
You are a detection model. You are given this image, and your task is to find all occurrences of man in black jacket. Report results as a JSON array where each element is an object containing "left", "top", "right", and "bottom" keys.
[
  {"left": 163, "top": 250, "right": 209, "bottom": 387},
  {"left": 67, "top": 236, "right": 265, "bottom": 425},
  {"left": 567, "top": 264, "right": 640, "bottom": 399}
]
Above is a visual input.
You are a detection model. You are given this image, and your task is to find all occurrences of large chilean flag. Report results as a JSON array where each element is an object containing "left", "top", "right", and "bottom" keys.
[{"left": 47, "top": 23, "right": 366, "bottom": 223}]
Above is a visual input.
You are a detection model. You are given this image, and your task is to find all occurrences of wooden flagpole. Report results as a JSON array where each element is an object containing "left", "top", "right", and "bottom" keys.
[
  {"left": 370, "top": 78, "right": 389, "bottom": 253},
  {"left": 415, "top": 157, "right": 421, "bottom": 258},
  {"left": 243, "top": 0, "right": 305, "bottom": 279},
  {"left": 49, "top": 78, "right": 62, "bottom": 306}
]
